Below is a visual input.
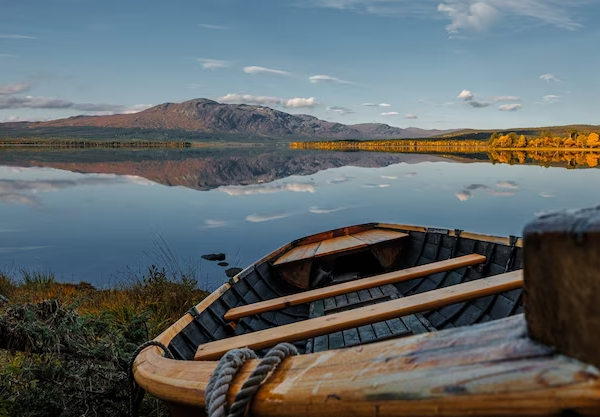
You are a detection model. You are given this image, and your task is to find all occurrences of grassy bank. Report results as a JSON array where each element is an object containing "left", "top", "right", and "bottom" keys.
[{"left": 0, "top": 267, "right": 208, "bottom": 417}]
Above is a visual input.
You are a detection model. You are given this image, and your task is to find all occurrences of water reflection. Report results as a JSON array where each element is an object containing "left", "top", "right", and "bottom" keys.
[{"left": 1, "top": 147, "right": 600, "bottom": 286}]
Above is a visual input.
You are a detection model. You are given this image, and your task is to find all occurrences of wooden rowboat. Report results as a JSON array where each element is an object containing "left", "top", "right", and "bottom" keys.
[{"left": 133, "top": 218, "right": 600, "bottom": 416}]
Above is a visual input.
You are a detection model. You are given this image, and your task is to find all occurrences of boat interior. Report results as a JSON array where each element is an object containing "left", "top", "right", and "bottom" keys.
[{"left": 167, "top": 223, "right": 523, "bottom": 361}]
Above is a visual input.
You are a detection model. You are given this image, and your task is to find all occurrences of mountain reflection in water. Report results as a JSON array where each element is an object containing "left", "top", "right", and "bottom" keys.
[{"left": 1, "top": 146, "right": 599, "bottom": 286}]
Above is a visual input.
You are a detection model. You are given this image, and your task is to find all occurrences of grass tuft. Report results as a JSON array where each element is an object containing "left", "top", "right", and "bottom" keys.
[{"left": 0, "top": 263, "right": 209, "bottom": 417}]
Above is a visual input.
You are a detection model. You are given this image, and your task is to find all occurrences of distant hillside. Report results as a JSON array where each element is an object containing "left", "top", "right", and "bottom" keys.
[{"left": 0, "top": 99, "right": 454, "bottom": 141}]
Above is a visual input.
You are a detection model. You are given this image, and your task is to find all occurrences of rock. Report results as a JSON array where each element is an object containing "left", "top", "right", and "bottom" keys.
[
  {"left": 201, "top": 253, "right": 226, "bottom": 262},
  {"left": 218, "top": 262, "right": 229, "bottom": 267},
  {"left": 225, "top": 267, "right": 243, "bottom": 278}
]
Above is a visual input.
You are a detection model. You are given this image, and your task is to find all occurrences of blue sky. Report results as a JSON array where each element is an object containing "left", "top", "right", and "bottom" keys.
[{"left": 0, "top": 0, "right": 598, "bottom": 129}]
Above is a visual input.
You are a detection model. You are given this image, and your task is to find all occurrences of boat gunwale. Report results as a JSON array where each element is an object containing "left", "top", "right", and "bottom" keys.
[{"left": 132, "top": 222, "right": 528, "bottom": 410}]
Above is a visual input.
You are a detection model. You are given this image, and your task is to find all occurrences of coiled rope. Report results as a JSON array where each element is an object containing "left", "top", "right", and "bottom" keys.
[
  {"left": 205, "top": 343, "right": 298, "bottom": 417},
  {"left": 128, "top": 340, "right": 297, "bottom": 417},
  {"left": 128, "top": 340, "right": 174, "bottom": 417}
]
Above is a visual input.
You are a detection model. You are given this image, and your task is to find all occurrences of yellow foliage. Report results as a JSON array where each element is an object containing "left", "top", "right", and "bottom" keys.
[
  {"left": 586, "top": 153, "right": 599, "bottom": 167},
  {"left": 588, "top": 132, "right": 600, "bottom": 147}
]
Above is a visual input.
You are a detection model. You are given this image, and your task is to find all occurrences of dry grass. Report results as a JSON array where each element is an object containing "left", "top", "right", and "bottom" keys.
[{"left": 0, "top": 264, "right": 209, "bottom": 417}]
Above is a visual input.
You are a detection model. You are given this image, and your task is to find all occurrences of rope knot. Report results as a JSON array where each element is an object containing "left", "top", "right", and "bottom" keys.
[{"left": 205, "top": 343, "right": 298, "bottom": 417}]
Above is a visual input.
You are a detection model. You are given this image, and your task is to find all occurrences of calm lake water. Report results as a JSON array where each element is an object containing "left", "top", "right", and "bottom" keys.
[{"left": 0, "top": 146, "right": 598, "bottom": 288}]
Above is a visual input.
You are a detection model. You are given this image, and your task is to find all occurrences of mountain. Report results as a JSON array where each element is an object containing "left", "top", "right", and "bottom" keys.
[{"left": 4, "top": 99, "right": 455, "bottom": 140}]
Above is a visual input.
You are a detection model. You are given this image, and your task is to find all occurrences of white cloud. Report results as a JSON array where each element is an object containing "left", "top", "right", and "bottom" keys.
[
  {"left": 309, "top": 206, "right": 349, "bottom": 214},
  {"left": 404, "top": 113, "right": 418, "bottom": 119},
  {"left": 455, "top": 190, "right": 471, "bottom": 201},
  {"left": 539, "top": 192, "right": 556, "bottom": 198},
  {"left": 199, "top": 24, "right": 230, "bottom": 30},
  {"left": 496, "top": 181, "right": 519, "bottom": 189},
  {"left": 362, "top": 103, "right": 390, "bottom": 107},
  {"left": 200, "top": 219, "right": 230, "bottom": 229},
  {"left": 0, "top": 34, "right": 36, "bottom": 39},
  {"left": 543, "top": 94, "right": 560, "bottom": 103},
  {"left": 498, "top": 103, "right": 522, "bottom": 111},
  {"left": 539, "top": 73, "right": 561, "bottom": 83},
  {"left": 380, "top": 111, "right": 398, "bottom": 116},
  {"left": 0, "top": 82, "right": 32, "bottom": 95},
  {"left": 219, "top": 182, "right": 316, "bottom": 196},
  {"left": 309, "top": 75, "right": 352, "bottom": 84},
  {"left": 362, "top": 184, "right": 390, "bottom": 188},
  {"left": 492, "top": 96, "right": 520, "bottom": 102},
  {"left": 438, "top": 2, "right": 499, "bottom": 34},
  {"left": 284, "top": 97, "right": 317, "bottom": 108},
  {"left": 123, "top": 104, "right": 154, "bottom": 114},
  {"left": 197, "top": 58, "right": 229, "bottom": 70},
  {"left": 458, "top": 90, "right": 474, "bottom": 101},
  {"left": 327, "top": 176, "right": 353, "bottom": 184},
  {"left": 327, "top": 106, "right": 354, "bottom": 115},
  {"left": 218, "top": 93, "right": 316, "bottom": 108},
  {"left": 243, "top": 66, "right": 290, "bottom": 76},
  {"left": 246, "top": 212, "right": 293, "bottom": 223},
  {"left": 380, "top": 175, "right": 398, "bottom": 179}
]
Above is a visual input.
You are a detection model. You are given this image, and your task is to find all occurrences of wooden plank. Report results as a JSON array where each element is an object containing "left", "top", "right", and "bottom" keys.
[
  {"left": 376, "top": 223, "right": 524, "bottom": 248},
  {"left": 346, "top": 291, "right": 360, "bottom": 305},
  {"left": 334, "top": 294, "right": 349, "bottom": 308},
  {"left": 135, "top": 315, "right": 600, "bottom": 416},
  {"left": 196, "top": 270, "right": 524, "bottom": 360},
  {"left": 272, "top": 241, "right": 321, "bottom": 265},
  {"left": 524, "top": 206, "right": 600, "bottom": 369},
  {"left": 224, "top": 254, "right": 486, "bottom": 321},
  {"left": 368, "top": 286, "right": 384, "bottom": 298},
  {"left": 351, "top": 229, "right": 408, "bottom": 245},
  {"left": 342, "top": 328, "right": 361, "bottom": 346},
  {"left": 356, "top": 324, "right": 377, "bottom": 343},
  {"left": 314, "top": 234, "right": 368, "bottom": 257},
  {"left": 323, "top": 297, "right": 336, "bottom": 311},
  {"left": 328, "top": 331, "right": 345, "bottom": 349},
  {"left": 371, "top": 320, "right": 392, "bottom": 338}
]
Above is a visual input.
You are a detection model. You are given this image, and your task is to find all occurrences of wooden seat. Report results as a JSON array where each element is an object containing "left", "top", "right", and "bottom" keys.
[
  {"left": 196, "top": 270, "right": 523, "bottom": 360},
  {"left": 273, "top": 229, "right": 408, "bottom": 266},
  {"left": 224, "top": 254, "right": 486, "bottom": 321}
]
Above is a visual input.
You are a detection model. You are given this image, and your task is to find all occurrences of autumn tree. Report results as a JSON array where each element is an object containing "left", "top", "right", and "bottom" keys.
[
  {"left": 587, "top": 132, "right": 600, "bottom": 148},
  {"left": 515, "top": 134, "right": 527, "bottom": 148}
]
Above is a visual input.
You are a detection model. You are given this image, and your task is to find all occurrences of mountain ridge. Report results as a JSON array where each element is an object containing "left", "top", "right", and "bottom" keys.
[{"left": 1, "top": 98, "right": 456, "bottom": 140}]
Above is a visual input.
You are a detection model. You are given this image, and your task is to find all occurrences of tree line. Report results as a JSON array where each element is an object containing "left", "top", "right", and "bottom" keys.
[
  {"left": 0, "top": 138, "right": 191, "bottom": 148},
  {"left": 488, "top": 130, "right": 600, "bottom": 149}
]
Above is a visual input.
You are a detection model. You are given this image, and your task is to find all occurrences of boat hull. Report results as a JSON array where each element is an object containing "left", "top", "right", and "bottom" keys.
[{"left": 132, "top": 222, "right": 600, "bottom": 416}]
